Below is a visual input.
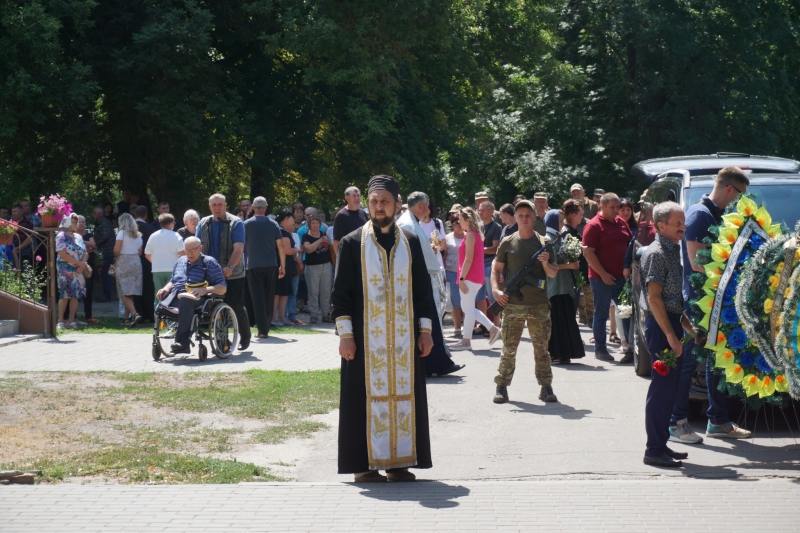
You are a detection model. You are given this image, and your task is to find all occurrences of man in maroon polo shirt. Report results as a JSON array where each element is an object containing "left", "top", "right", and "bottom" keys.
[{"left": 582, "top": 193, "right": 632, "bottom": 362}]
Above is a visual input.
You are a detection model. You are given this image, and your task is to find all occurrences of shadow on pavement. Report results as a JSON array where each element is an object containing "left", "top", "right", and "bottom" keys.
[
  {"left": 471, "top": 349, "right": 500, "bottom": 358},
  {"left": 426, "top": 375, "right": 465, "bottom": 385},
  {"left": 357, "top": 480, "right": 470, "bottom": 508},
  {"left": 253, "top": 337, "right": 298, "bottom": 344},
  {"left": 157, "top": 351, "right": 262, "bottom": 366},
  {"left": 508, "top": 401, "right": 592, "bottom": 420},
  {"left": 555, "top": 362, "right": 607, "bottom": 371}
]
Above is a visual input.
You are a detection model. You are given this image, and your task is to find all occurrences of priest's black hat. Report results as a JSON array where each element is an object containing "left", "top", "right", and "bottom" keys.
[{"left": 367, "top": 175, "right": 400, "bottom": 197}]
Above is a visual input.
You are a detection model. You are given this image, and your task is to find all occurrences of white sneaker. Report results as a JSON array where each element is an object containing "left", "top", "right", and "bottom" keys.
[
  {"left": 669, "top": 419, "right": 704, "bottom": 444},
  {"left": 57, "top": 322, "right": 66, "bottom": 330},
  {"left": 271, "top": 320, "right": 285, "bottom": 327},
  {"left": 448, "top": 340, "right": 472, "bottom": 351}
]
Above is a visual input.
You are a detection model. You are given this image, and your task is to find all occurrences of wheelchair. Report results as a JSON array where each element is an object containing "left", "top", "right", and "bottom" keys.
[{"left": 151, "top": 296, "right": 239, "bottom": 362}]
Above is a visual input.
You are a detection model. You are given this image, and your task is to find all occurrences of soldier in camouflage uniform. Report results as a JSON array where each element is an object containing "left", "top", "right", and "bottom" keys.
[{"left": 490, "top": 200, "right": 559, "bottom": 404}]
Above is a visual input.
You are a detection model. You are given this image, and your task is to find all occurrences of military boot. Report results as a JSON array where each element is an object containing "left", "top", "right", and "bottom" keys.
[
  {"left": 539, "top": 385, "right": 558, "bottom": 403},
  {"left": 493, "top": 385, "right": 509, "bottom": 404}
]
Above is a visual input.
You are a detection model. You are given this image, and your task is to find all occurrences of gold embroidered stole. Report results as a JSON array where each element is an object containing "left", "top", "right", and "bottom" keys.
[{"left": 361, "top": 222, "right": 417, "bottom": 470}]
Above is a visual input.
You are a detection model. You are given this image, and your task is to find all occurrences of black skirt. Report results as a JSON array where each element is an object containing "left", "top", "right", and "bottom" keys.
[{"left": 548, "top": 294, "right": 585, "bottom": 361}]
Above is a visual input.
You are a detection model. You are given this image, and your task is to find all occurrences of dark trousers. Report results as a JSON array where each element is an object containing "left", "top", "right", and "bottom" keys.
[
  {"left": 84, "top": 255, "right": 95, "bottom": 319},
  {"left": 670, "top": 303, "right": 730, "bottom": 426},
  {"left": 100, "top": 251, "right": 113, "bottom": 300},
  {"left": 644, "top": 314, "right": 684, "bottom": 458},
  {"left": 174, "top": 297, "right": 204, "bottom": 344},
  {"left": 225, "top": 277, "right": 251, "bottom": 343},
  {"left": 247, "top": 267, "right": 278, "bottom": 336},
  {"left": 135, "top": 257, "right": 155, "bottom": 322}
]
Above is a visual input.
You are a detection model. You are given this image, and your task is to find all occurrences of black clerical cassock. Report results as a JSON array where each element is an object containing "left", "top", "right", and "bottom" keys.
[{"left": 332, "top": 222, "right": 434, "bottom": 474}]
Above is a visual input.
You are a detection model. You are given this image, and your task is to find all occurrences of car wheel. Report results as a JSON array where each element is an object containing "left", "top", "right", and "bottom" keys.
[{"left": 632, "top": 310, "right": 651, "bottom": 377}]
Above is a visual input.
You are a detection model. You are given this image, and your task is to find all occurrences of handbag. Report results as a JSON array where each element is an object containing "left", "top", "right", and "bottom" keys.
[{"left": 82, "top": 264, "right": 93, "bottom": 280}]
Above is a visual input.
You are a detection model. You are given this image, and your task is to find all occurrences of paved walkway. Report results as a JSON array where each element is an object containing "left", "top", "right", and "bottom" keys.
[
  {"left": 3, "top": 479, "right": 798, "bottom": 532},
  {"left": 0, "top": 332, "right": 340, "bottom": 372}
]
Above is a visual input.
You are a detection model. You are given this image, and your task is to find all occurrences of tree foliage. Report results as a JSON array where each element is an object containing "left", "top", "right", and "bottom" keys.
[{"left": 2, "top": 1, "right": 800, "bottom": 215}]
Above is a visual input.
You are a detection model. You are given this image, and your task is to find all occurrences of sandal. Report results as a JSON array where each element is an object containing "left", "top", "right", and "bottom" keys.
[
  {"left": 310, "top": 317, "right": 318, "bottom": 324},
  {"left": 609, "top": 333, "right": 621, "bottom": 344},
  {"left": 453, "top": 328, "right": 462, "bottom": 337}
]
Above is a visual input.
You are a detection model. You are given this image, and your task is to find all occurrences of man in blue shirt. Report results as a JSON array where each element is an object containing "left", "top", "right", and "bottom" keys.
[
  {"left": 157, "top": 236, "right": 227, "bottom": 353},
  {"left": 670, "top": 166, "right": 752, "bottom": 443},
  {"left": 196, "top": 193, "right": 250, "bottom": 350}
]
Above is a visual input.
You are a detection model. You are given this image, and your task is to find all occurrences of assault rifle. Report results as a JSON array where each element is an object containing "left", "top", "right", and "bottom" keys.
[{"left": 487, "top": 229, "right": 569, "bottom": 317}]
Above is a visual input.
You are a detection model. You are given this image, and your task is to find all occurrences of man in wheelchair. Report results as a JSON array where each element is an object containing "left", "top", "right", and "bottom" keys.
[{"left": 156, "top": 236, "right": 227, "bottom": 354}]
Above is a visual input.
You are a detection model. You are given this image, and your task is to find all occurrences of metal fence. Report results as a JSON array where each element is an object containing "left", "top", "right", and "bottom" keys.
[{"left": 0, "top": 220, "right": 57, "bottom": 335}]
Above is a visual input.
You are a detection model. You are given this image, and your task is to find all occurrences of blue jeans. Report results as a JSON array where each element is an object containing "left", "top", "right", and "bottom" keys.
[
  {"left": 484, "top": 258, "right": 495, "bottom": 304},
  {"left": 589, "top": 277, "right": 626, "bottom": 352},
  {"left": 445, "top": 270, "right": 462, "bottom": 309},
  {"left": 669, "top": 303, "right": 730, "bottom": 426},
  {"left": 287, "top": 275, "right": 300, "bottom": 321}
]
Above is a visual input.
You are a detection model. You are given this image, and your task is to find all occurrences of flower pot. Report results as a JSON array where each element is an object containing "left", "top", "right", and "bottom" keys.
[
  {"left": 0, "top": 234, "right": 12, "bottom": 246},
  {"left": 41, "top": 213, "right": 63, "bottom": 228}
]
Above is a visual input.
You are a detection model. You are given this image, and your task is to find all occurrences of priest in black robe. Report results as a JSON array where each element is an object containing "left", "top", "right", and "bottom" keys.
[{"left": 332, "top": 175, "right": 434, "bottom": 482}]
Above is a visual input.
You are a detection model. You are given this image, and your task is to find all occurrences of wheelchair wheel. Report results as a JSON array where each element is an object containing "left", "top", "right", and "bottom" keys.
[
  {"left": 151, "top": 345, "right": 161, "bottom": 361},
  {"left": 155, "top": 317, "right": 179, "bottom": 357},
  {"left": 198, "top": 344, "right": 208, "bottom": 362},
  {"left": 209, "top": 302, "right": 238, "bottom": 359}
]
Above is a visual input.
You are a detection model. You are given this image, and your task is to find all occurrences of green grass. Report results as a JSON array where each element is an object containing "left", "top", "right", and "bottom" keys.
[
  {"left": 0, "top": 370, "right": 340, "bottom": 484},
  {"left": 60, "top": 316, "right": 322, "bottom": 335},
  {"left": 21, "top": 446, "right": 280, "bottom": 484},
  {"left": 115, "top": 369, "right": 340, "bottom": 422}
]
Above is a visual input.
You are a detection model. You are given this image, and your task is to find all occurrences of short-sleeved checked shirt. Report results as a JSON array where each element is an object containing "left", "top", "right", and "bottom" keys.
[
  {"left": 639, "top": 234, "right": 684, "bottom": 315},
  {"left": 169, "top": 254, "right": 226, "bottom": 295}
]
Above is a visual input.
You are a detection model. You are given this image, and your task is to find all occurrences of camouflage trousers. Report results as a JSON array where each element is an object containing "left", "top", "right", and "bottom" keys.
[
  {"left": 578, "top": 283, "right": 594, "bottom": 324},
  {"left": 494, "top": 303, "right": 552, "bottom": 387}
]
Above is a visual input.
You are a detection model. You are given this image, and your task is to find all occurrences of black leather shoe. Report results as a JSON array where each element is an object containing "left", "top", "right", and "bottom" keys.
[
  {"left": 664, "top": 447, "right": 688, "bottom": 460},
  {"left": 595, "top": 349, "right": 615, "bottom": 362},
  {"left": 170, "top": 342, "right": 190, "bottom": 354},
  {"left": 430, "top": 363, "right": 464, "bottom": 377},
  {"left": 643, "top": 453, "right": 682, "bottom": 468},
  {"left": 238, "top": 338, "right": 251, "bottom": 351},
  {"left": 619, "top": 351, "right": 634, "bottom": 364}
]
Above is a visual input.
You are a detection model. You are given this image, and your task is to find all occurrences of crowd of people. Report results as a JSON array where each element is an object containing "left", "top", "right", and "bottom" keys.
[{"left": 5, "top": 169, "right": 755, "bottom": 475}]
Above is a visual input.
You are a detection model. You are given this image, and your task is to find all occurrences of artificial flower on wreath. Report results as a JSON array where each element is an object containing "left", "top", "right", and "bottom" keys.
[{"left": 689, "top": 196, "right": 791, "bottom": 407}]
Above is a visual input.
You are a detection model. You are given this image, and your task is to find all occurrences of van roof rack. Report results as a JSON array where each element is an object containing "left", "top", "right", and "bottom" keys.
[{"left": 716, "top": 152, "right": 750, "bottom": 158}]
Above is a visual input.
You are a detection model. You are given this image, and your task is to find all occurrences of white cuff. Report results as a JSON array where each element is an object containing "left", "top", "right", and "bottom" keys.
[
  {"left": 336, "top": 316, "right": 354, "bottom": 338},
  {"left": 419, "top": 318, "right": 432, "bottom": 333}
]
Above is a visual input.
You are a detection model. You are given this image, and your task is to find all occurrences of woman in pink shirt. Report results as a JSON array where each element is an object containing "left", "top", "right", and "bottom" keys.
[{"left": 449, "top": 207, "right": 499, "bottom": 351}]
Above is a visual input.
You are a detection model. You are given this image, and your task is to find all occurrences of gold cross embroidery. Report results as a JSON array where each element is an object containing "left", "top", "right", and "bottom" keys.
[
  {"left": 373, "top": 377, "right": 386, "bottom": 390},
  {"left": 396, "top": 273, "right": 406, "bottom": 285},
  {"left": 369, "top": 274, "right": 382, "bottom": 287},
  {"left": 397, "top": 324, "right": 408, "bottom": 337},
  {"left": 370, "top": 325, "right": 384, "bottom": 338},
  {"left": 398, "top": 377, "right": 409, "bottom": 389}
]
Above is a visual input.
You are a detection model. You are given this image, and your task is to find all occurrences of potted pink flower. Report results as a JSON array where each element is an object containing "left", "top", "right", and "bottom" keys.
[
  {"left": 0, "top": 218, "right": 18, "bottom": 245},
  {"left": 37, "top": 194, "right": 72, "bottom": 227}
]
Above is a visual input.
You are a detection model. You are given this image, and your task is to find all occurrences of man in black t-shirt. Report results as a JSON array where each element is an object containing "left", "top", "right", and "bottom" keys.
[{"left": 332, "top": 186, "right": 368, "bottom": 253}]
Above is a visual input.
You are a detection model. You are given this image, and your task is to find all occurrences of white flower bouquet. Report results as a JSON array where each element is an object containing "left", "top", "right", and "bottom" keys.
[{"left": 559, "top": 234, "right": 583, "bottom": 263}]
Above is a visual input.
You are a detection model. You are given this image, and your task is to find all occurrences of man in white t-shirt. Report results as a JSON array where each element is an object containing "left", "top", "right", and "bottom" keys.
[{"left": 145, "top": 213, "right": 186, "bottom": 307}]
